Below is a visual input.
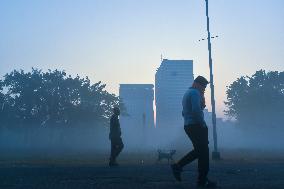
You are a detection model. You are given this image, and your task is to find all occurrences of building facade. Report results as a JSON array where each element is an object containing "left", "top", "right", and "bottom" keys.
[
  {"left": 119, "top": 84, "right": 154, "bottom": 129},
  {"left": 155, "top": 59, "right": 194, "bottom": 128},
  {"left": 119, "top": 84, "right": 154, "bottom": 148}
]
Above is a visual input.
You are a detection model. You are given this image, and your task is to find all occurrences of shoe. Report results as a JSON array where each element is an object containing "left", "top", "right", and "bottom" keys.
[
  {"left": 171, "top": 163, "right": 182, "bottom": 182},
  {"left": 197, "top": 179, "right": 217, "bottom": 188}
]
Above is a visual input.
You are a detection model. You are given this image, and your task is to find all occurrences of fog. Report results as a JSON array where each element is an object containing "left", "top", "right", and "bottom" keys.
[
  {"left": 0, "top": 125, "right": 109, "bottom": 158},
  {"left": 1, "top": 119, "right": 283, "bottom": 162}
]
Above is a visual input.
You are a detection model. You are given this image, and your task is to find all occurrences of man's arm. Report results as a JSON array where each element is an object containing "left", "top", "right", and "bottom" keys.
[{"left": 191, "top": 91, "right": 205, "bottom": 126}]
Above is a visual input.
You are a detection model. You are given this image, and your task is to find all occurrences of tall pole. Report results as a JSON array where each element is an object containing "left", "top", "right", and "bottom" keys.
[{"left": 205, "top": 0, "right": 220, "bottom": 160}]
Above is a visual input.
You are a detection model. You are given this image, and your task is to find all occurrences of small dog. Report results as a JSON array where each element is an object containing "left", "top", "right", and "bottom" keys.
[{"left": 157, "top": 149, "right": 176, "bottom": 164}]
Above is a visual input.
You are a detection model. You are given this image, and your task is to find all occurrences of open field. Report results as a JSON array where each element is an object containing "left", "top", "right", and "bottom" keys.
[{"left": 0, "top": 150, "right": 284, "bottom": 189}]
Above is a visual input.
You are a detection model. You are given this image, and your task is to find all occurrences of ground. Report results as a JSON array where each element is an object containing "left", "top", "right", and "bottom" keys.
[{"left": 0, "top": 151, "right": 284, "bottom": 189}]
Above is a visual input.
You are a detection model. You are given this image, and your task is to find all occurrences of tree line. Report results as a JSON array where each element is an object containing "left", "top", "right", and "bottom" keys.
[
  {"left": 0, "top": 68, "right": 122, "bottom": 129},
  {"left": 0, "top": 68, "right": 283, "bottom": 130},
  {"left": 225, "top": 70, "right": 284, "bottom": 129}
]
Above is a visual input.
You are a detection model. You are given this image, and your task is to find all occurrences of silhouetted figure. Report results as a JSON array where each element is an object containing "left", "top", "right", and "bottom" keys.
[
  {"left": 109, "top": 107, "right": 124, "bottom": 167},
  {"left": 171, "top": 76, "right": 217, "bottom": 188}
]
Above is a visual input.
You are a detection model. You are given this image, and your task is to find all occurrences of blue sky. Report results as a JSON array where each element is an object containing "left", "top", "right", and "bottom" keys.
[{"left": 0, "top": 0, "right": 283, "bottom": 117}]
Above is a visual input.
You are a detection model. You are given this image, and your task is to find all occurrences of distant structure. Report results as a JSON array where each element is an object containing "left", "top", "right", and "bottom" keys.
[
  {"left": 204, "top": 109, "right": 213, "bottom": 124},
  {"left": 119, "top": 84, "right": 154, "bottom": 146},
  {"left": 204, "top": 108, "right": 223, "bottom": 126},
  {"left": 155, "top": 59, "right": 194, "bottom": 128}
]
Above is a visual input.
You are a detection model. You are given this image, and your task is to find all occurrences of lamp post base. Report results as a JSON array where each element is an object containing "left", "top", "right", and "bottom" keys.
[{"left": 212, "top": 151, "right": 221, "bottom": 160}]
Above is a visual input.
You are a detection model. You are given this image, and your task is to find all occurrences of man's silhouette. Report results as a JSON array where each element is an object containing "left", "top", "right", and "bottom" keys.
[
  {"left": 171, "top": 76, "right": 217, "bottom": 188},
  {"left": 109, "top": 107, "right": 124, "bottom": 166}
]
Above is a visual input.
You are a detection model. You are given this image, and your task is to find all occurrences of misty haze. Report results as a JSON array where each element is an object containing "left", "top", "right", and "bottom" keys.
[{"left": 0, "top": 0, "right": 284, "bottom": 189}]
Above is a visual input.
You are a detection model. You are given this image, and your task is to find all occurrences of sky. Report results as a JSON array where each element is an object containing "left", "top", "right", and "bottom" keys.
[{"left": 0, "top": 0, "right": 283, "bottom": 118}]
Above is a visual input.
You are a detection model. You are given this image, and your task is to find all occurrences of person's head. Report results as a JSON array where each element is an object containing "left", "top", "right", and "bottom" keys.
[
  {"left": 192, "top": 76, "right": 209, "bottom": 93},
  {"left": 113, "top": 106, "right": 120, "bottom": 115}
]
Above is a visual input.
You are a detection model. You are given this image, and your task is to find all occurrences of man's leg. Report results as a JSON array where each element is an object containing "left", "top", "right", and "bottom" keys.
[
  {"left": 171, "top": 125, "right": 199, "bottom": 181},
  {"left": 110, "top": 140, "right": 117, "bottom": 164},
  {"left": 197, "top": 142, "right": 209, "bottom": 183},
  {"left": 110, "top": 138, "right": 124, "bottom": 163},
  {"left": 176, "top": 126, "right": 199, "bottom": 167},
  {"left": 196, "top": 126, "right": 216, "bottom": 188},
  {"left": 197, "top": 147, "right": 216, "bottom": 187},
  {"left": 114, "top": 138, "right": 124, "bottom": 158}
]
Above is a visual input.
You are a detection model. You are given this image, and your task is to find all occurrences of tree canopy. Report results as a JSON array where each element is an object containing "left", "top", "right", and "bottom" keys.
[
  {"left": 0, "top": 69, "right": 122, "bottom": 128},
  {"left": 225, "top": 70, "right": 284, "bottom": 128}
]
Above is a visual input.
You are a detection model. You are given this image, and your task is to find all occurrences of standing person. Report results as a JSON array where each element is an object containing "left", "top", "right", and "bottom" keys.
[
  {"left": 171, "top": 76, "right": 217, "bottom": 188},
  {"left": 109, "top": 107, "right": 124, "bottom": 167}
]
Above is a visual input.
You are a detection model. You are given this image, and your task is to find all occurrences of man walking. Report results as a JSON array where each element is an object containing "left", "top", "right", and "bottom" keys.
[
  {"left": 109, "top": 107, "right": 124, "bottom": 167},
  {"left": 171, "top": 76, "right": 217, "bottom": 188}
]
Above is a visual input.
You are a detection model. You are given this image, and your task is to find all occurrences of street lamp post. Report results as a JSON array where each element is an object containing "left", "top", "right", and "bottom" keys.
[{"left": 205, "top": 0, "right": 221, "bottom": 160}]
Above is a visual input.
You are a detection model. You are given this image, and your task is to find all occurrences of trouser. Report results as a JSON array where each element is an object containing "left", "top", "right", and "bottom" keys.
[
  {"left": 110, "top": 137, "right": 124, "bottom": 161},
  {"left": 177, "top": 124, "right": 209, "bottom": 182}
]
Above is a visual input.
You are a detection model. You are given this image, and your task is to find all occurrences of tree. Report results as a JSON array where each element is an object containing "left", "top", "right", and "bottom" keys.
[
  {"left": 0, "top": 68, "right": 123, "bottom": 128},
  {"left": 225, "top": 70, "right": 284, "bottom": 128},
  {"left": 0, "top": 80, "right": 5, "bottom": 124}
]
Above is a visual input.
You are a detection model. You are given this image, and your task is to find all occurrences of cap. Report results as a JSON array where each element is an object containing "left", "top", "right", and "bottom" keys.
[{"left": 194, "top": 76, "right": 209, "bottom": 87}]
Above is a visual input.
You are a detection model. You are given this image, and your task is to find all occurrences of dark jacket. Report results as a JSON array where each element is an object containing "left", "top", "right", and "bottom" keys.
[{"left": 109, "top": 114, "right": 122, "bottom": 140}]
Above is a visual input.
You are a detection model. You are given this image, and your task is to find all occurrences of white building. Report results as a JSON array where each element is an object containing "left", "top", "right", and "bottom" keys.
[
  {"left": 119, "top": 84, "right": 154, "bottom": 148},
  {"left": 119, "top": 84, "right": 154, "bottom": 128},
  {"left": 155, "top": 59, "right": 194, "bottom": 128}
]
